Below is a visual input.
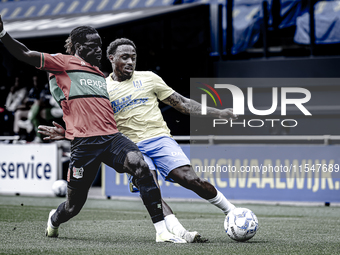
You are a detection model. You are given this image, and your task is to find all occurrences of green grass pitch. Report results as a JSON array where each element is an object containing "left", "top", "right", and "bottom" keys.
[{"left": 0, "top": 194, "right": 339, "bottom": 255}]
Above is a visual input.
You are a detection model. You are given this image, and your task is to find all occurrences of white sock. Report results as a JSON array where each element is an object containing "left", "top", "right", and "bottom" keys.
[
  {"left": 153, "top": 220, "right": 168, "bottom": 234},
  {"left": 48, "top": 216, "right": 57, "bottom": 229},
  {"left": 164, "top": 214, "right": 187, "bottom": 237},
  {"left": 208, "top": 190, "right": 235, "bottom": 215}
]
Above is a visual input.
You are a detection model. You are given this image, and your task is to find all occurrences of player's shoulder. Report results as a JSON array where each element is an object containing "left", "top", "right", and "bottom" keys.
[
  {"left": 106, "top": 73, "right": 114, "bottom": 86},
  {"left": 105, "top": 73, "right": 113, "bottom": 81},
  {"left": 44, "top": 52, "right": 66, "bottom": 58},
  {"left": 43, "top": 53, "right": 73, "bottom": 64}
]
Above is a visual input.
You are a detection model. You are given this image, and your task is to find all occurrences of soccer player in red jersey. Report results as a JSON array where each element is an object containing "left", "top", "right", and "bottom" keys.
[{"left": 0, "top": 16, "right": 186, "bottom": 243}]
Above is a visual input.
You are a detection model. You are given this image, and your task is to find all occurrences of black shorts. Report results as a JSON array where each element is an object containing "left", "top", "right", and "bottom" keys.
[{"left": 67, "top": 133, "right": 139, "bottom": 191}]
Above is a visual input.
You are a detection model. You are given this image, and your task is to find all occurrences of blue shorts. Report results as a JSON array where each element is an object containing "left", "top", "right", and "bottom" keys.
[
  {"left": 137, "top": 136, "right": 190, "bottom": 182},
  {"left": 127, "top": 136, "right": 190, "bottom": 192}
]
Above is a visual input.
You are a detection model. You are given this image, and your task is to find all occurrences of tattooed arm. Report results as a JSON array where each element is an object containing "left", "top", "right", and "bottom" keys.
[{"left": 162, "top": 92, "right": 237, "bottom": 119}]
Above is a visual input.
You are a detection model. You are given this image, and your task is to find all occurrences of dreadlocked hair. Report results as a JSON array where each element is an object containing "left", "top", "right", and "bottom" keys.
[
  {"left": 106, "top": 38, "right": 136, "bottom": 59},
  {"left": 64, "top": 26, "right": 98, "bottom": 55}
]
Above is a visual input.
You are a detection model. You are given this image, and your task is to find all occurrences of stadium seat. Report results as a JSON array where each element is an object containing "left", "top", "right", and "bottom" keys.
[
  {"left": 279, "top": 0, "right": 308, "bottom": 29},
  {"left": 232, "top": 1, "right": 263, "bottom": 54},
  {"left": 294, "top": 0, "right": 340, "bottom": 44}
]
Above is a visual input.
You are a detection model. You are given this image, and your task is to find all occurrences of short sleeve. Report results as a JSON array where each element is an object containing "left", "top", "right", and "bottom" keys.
[
  {"left": 37, "top": 53, "right": 66, "bottom": 74},
  {"left": 151, "top": 72, "right": 174, "bottom": 101}
]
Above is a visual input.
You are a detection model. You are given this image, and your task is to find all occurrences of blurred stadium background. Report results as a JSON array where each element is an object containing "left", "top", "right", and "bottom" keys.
[{"left": 0, "top": 0, "right": 340, "bottom": 205}]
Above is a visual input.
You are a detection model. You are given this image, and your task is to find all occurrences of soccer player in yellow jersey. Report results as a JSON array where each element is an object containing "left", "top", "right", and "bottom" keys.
[{"left": 39, "top": 38, "right": 237, "bottom": 243}]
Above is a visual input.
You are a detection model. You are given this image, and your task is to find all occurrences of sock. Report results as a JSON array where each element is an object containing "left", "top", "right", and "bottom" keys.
[
  {"left": 135, "top": 173, "right": 164, "bottom": 224},
  {"left": 48, "top": 213, "right": 58, "bottom": 229},
  {"left": 153, "top": 220, "right": 168, "bottom": 234},
  {"left": 164, "top": 214, "right": 187, "bottom": 237},
  {"left": 208, "top": 190, "right": 235, "bottom": 215}
]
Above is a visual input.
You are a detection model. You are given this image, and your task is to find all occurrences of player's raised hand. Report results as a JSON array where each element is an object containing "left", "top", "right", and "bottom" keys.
[
  {"left": 38, "top": 121, "right": 66, "bottom": 141},
  {"left": 219, "top": 108, "right": 238, "bottom": 120}
]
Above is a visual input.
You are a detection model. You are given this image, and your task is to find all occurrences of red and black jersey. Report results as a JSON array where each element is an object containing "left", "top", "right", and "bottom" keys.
[{"left": 38, "top": 53, "right": 118, "bottom": 140}]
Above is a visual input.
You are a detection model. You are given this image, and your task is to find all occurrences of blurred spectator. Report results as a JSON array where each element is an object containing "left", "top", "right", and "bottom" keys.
[
  {"left": 18, "top": 76, "right": 63, "bottom": 143},
  {"left": 14, "top": 74, "right": 44, "bottom": 140},
  {"left": 5, "top": 76, "right": 27, "bottom": 112},
  {"left": 1, "top": 72, "right": 63, "bottom": 142},
  {"left": 4, "top": 75, "right": 29, "bottom": 137},
  {"left": 0, "top": 76, "right": 11, "bottom": 135}
]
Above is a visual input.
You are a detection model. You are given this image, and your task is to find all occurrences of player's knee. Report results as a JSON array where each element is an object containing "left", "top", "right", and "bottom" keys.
[
  {"left": 134, "top": 163, "right": 150, "bottom": 179},
  {"left": 125, "top": 151, "right": 150, "bottom": 179}
]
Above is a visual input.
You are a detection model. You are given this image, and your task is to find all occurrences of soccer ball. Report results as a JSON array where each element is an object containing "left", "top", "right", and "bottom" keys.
[
  {"left": 52, "top": 180, "right": 68, "bottom": 197},
  {"left": 224, "top": 207, "right": 259, "bottom": 242}
]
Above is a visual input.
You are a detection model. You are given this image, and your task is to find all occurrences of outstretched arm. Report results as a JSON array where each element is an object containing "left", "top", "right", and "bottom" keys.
[
  {"left": 38, "top": 121, "right": 66, "bottom": 141},
  {"left": 0, "top": 15, "right": 41, "bottom": 67},
  {"left": 162, "top": 92, "right": 237, "bottom": 119}
]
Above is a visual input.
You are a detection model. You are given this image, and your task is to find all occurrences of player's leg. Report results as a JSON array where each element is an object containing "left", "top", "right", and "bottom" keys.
[
  {"left": 150, "top": 170, "right": 173, "bottom": 216},
  {"left": 140, "top": 136, "right": 235, "bottom": 215},
  {"left": 137, "top": 136, "right": 204, "bottom": 242},
  {"left": 131, "top": 165, "right": 200, "bottom": 242},
  {"left": 168, "top": 165, "right": 235, "bottom": 215},
  {"left": 150, "top": 168, "right": 202, "bottom": 242},
  {"left": 121, "top": 150, "right": 184, "bottom": 243},
  {"left": 129, "top": 151, "right": 200, "bottom": 242},
  {"left": 105, "top": 134, "right": 186, "bottom": 243},
  {"left": 46, "top": 137, "right": 103, "bottom": 237},
  {"left": 46, "top": 186, "right": 88, "bottom": 237},
  {"left": 130, "top": 152, "right": 174, "bottom": 216},
  {"left": 123, "top": 151, "right": 164, "bottom": 223}
]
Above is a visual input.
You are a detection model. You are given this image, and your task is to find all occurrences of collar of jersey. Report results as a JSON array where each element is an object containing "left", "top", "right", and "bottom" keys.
[
  {"left": 74, "top": 54, "right": 87, "bottom": 64},
  {"left": 110, "top": 72, "right": 135, "bottom": 83}
]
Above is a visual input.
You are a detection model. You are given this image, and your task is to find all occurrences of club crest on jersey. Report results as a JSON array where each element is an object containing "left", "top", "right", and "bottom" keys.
[
  {"left": 73, "top": 167, "right": 84, "bottom": 179},
  {"left": 133, "top": 80, "right": 143, "bottom": 88},
  {"left": 81, "top": 61, "right": 86, "bottom": 66}
]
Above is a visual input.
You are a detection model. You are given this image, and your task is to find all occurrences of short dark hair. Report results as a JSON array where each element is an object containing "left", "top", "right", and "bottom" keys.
[
  {"left": 106, "top": 38, "right": 136, "bottom": 59},
  {"left": 64, "top": 26, "right": 98, "bottom": 55}
]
